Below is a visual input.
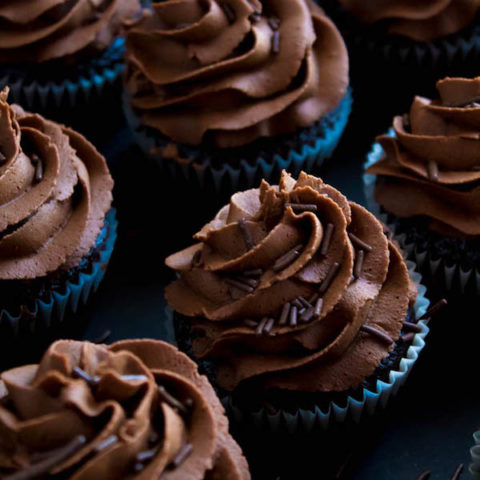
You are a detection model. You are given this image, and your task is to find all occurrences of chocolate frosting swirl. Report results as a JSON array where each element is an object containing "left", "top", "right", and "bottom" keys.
[
  {"left": 166, "top": 171, "right": 416, "bottom": 392},
  {"left": 367, "top": 77, "right": 480, "bottom": 237},
  {"left": 0, "top": 0, "right": 140, "bottom": 63},
  {"left": 0, "top": 339, "right": 250, "bottom": 480},
  {"left": 0, "top": 89, "right": 113, "bottom": 280},
  {"left": 337, "top": 0, "right": 480, "bottom": 42},
  {"left": 125, "top": 0, "right": 348, "bottom": 148}
]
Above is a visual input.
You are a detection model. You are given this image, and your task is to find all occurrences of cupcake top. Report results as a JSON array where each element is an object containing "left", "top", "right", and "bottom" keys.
[
  {"left": 124, "top": 0, "right": 348, "bottom": 148},
  {"left": 337, "top": 0, "right": 480, "bottom": 41},
  {"left": 0, "top": 339, "right": 250, "bottom": 480},
  {"left": 0, "top": 88, "right": 113, "bottom": 280},
  {"left": 165, "top": 171, "right": 416, "bottom": 392},
  {"left": 367, "top": 76, "right": 480, "bottom": 238},
  {"left": 0, "top": 0, "right": 141, "bottom": 63}
]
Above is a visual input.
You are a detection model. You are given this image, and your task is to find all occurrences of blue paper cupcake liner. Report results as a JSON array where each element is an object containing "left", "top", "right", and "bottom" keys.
[
  {"left": 224, "top": 259, "right": 430, "bottom": 433},
  {"left": 470, "top": 430, "right": 480, "bottom": 478},
  {"left": 123, "top": 88, "right": 353, "bottom": 192},
  {"left": 0, "top": 38, "right": 126, "bottom": 111},
  {"left": 0, "top": 209, "right": 118, "bottom": 338},
  {"left": 364, "top": 130, "right": 480, "bottom": 296}
]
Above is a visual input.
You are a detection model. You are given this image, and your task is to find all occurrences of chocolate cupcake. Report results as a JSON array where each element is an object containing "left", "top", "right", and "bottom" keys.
[
  {"left": 0, "top": 0, "right": 141, "bottom": 130},
  {"left": 0, "top": 339, "right": 250, "bottom": 479},
  {"left": 365, "top": 77, "right": 480, "bottom": 296},
  {"left": 0, "top": 88, "right": 116, "bottom": 338},
  {"left": 165, "top": 171, "right": 430, "bottom": 432},
  {"left": 123, "top": 0, "right": 351, "bottom": 193},
  {"left": 319, "top": 0, "right": 480, "bottom": 143}
]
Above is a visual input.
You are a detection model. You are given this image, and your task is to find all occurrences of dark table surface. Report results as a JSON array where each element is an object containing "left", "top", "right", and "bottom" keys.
[{"left": 2, "top": 100, "right": 478, "bottom": 480}]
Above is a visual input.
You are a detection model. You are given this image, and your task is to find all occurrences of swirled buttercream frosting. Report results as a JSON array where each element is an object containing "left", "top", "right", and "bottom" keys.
[
  {"left": 0, "top": 339, "right": 250, "bottom": 479},
  {"left": 0, "top": 88, "right": 113, "bottom": 280},
  {"left": 0, "top": 0, "right": 140, "bottom": 63},
  {"left": 165, "top": 171, "right": 417, "bottom": 392},
  {"left": 367, "top": 76, "right": 480, "bottom": 238},
  {"left": 337, "top": 0, "right": 480, "bottom": 42},
  {"left": 124, "top": 0, "right": 348, "bottom": 148}
]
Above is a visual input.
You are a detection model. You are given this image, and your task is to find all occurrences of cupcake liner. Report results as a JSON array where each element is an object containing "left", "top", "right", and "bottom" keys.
[
  {"left": 223, "top": 259, "right": 430, "bottom": 433},
  {"left": 363, "top": 130, "right": 480, "bottom": 296},
  {"left": 123, "top": 88, "right": 353, "bottom": 192},
  {"left": 470, "top": 430, "right": 480, "bottom": 478},
  {"left": 0, "top": 209, "right": 118, "bottom": 338},
  {"left": 0, "top": 38, "right": 126, "bottom": 111}
]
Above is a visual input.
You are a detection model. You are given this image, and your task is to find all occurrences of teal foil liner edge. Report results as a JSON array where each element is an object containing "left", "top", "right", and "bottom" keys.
[
  {"left": 0, "top": 38, "right": 125, "bottom": 110},
  {"left": 0, "top": 209, "right": 118, "bottom": 337},
  {"left": 470, "top": 431, "right": 480, "bottom": 478},
  {"left": 224, "top": 259, "right": 430, "bottom": 433},
  {"left": 123, "top": 88, "right": 353, "bottom": 192},
  {"left": 363, "top": 130, "right": 480, "bottom": 295}
]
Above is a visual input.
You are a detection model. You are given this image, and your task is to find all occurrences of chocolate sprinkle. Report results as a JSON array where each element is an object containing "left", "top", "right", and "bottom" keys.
[
  {"left": 419, "top": 298, "right": 447, "bottom": 320},
  {"left": 239, "top": 218, "right": 255, "bottom": 251},
  {"left": 0, "top": 150, "right": 6, "bottom": 164},
  {"left": 403, "top": 321, "right": 422, "bottom": 333},
  {"left": 318, "top": 262, "right": 340, "bottom": 294},
  {"left": 450, "top": 464, "right": 464, "bottom": 480},
  {"left": 136, "top": 448, "right": 157, "bottom": 463},
  {"left": 34, "top": 160, "right": 43, "bottom": 184},
  {"left": 244, "top": 318, "right": 259, "bottom": 328},
  {"left": 158, "top": 386, "right": 189, "bottom": 414},
  {"left": 93, "top": 329, "right": 112, "bottom": 344},
  {"left": 272, "top": 30, "right": 280, "bottom": 54},
  {"left": 243, "top": 268, "right": 263, "bottom": 277},
  {"left": 289, "top": 305, "right": 298, "bottom": 327},
  {"left": 273, "top": 244, "right": 303, "bottom": 272},
  {"left": 2, "top": 435, "right": 87, "bottom": 480},
  {"left": 263, "top": 318, "right": 275, "bottom": 334},
  {"left": 401, "top": 332, "right": 415, "bottom": 343},
  {"left": 249, "top": 11, "right": 261, "bottom": 22},
  {"left": 95, "top": 435, "right": 117, "bottom": 453},
  {"left": 300, "top": 307, "right": 315, "bottom": 323},
  {"left": 308, "top": 292, "right": 319, "bottom": 304},
  {"left": 314, "top": 297, "right": 323, "bottom": 317},
  {"left": 427, "top": 160, "right": 439, "bottom": 181},
  {"left": 170, "top": 444, "right": 193, "bottom": 469},
  {"left": 235, "top": 276, "right": 259, "bottom": 288},
  {"left": 255, "top": 317, "right": 269, "bottom": 335},
  {"left": 320, "top": 223, "right": 335, "bottom": 256},
  {"left": 348, "top": 233, "right": 372, "bottom": 252},
  {"left": 225, "top": 277, "right": 255, "bottom": 293},
  {"left": 354, "top": 250, "right": 365, "bottom": 279},
  {"left": 292, "top": 298, "right": 303, "bottom": 309},
  {"left": 72, "top": 367, "right": 98, "bottom": 387},
  {"left": 298, "top": 296, "right": 311, "bottom": 308},
  {"left": 360, "top": 325, "right": 394, "bottom": 346},
  {"left": 285, "top": 202, "right": 318, "bottom": 213},
  {"left": 278, "top": 302, "right": 291, "bottom": 326},
  {"left": 221, "top": 2, "right": 236, "bottom": 23},
  {"left": 416, "top": 471, "right": 431, "bottom": 480},
  {"left": 268, "top": 16, "right": 280, "bottom": 30}
]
